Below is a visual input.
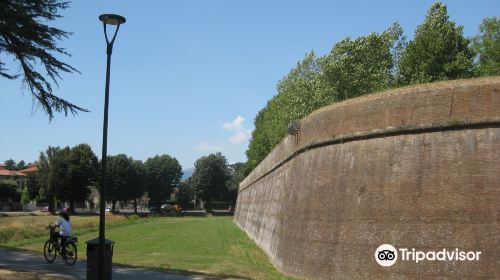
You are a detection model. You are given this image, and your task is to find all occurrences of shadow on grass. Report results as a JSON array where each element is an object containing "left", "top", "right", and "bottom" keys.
[{"left": 0, "top": 246, "right": 252, "bottom": 280}]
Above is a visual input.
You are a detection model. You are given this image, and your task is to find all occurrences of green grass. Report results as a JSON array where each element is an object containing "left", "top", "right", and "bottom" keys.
[
  {"left": 2, "top": 215, "right": 294, "bottom": 279},
  {"left": 0, "top": 214, "right": 143, "bottom": 247}
]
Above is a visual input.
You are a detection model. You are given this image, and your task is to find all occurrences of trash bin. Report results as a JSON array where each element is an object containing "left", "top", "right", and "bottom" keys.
[{"left": 86, "top": 238, "right": 114, "bottom": 280}]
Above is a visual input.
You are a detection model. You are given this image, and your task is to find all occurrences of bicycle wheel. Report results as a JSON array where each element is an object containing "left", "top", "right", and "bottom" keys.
[
  {"left": 64, "top": 242, "right": 77, "bottom": 266},
  {"left": 43, "top": 240, "right": 57, "bottom": 263}
]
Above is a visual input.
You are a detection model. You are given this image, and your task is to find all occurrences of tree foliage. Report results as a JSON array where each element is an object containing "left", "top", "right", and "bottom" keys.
[
  {"left": 170, "top": 181, "right": 194, "bottom": 209},
  {"left": 145, "top": 155, "right": 183, "bottom": 209},
  {"left": 320, "top": 24, "right": 403, "bottom": 100},
  {"left": 23, "top": 145, "right": 181, "bottom": 212},
  {"left": 16, "top": 160, "right": 26, "bottom": 170},
  {"left": 2, "top": 159, "right": 28, "bottom": 170},
  {"left": 472, "top": 17, "right": 500, "bottom": 76},
  {"left": 3, "top": 159, "right": 17, "bottom": 170},
  {"left": 397, "top": 2, "right": 474, "bottom": 84},
  {"left": 246, "top": 25, "right": 402, "bottom": 171},
  {"left": 100, "top": 155, "right": 148, "bottom": 212},
  {"left": 225, "top": 162, "right": 245, "bottom": 205},
  {"left": 64, "top": 144, "right": 97, "bottom": 211},
  {"left": 103, "top": 154, "right": 131, "bottom": 211},
  {"left": 20, "top": 188, "right": 31, "bottom": 205},
  {"left": 0, "top": 180, "right": 19, "bottom": 202},
  {"left": 0, "top": 0, "right": 86, "bottom": 120},
  {"left": 38, "top": 146, "right": 70, "bottom": 212},
  {"left": 25, "top": 172, "right": 40, "bottom": 201},
  {"left": 128, "top": 160, "right": 147, "bottom": 213},
  {"left": 38, "top": 144, "right": 97, "bottom": 212},
  {"left": 246, "top": 52, "right": 321, "bottom": 170},
  {"left": 191, "top": 153, "right": 231, "bottom": 206},
  {"left": 33, "top": 147, "right": 178, "bottom": 212},
  {"left": 245, "top": 2, "right": 497, "bottom": 173}
]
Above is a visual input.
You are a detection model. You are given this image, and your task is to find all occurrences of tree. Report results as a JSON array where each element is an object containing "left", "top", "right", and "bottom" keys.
[
  {"left": 471, "top": 17, "right": 500, "bottom": 76},
  {"left": 170, "top": 181, "right": 194, "bottom": 209},
  {"left": 37, "top": 151, "right": 52, "bottom": 208},
  {"left": 245, "top": 25, "right": 402, "bottom": 171},
  {"left": 319, "top": 24, "right": 403, "bottom": 100},
  {"left": 226, "top": 162, "right": 245, "bottom": 205},
  {"left": 49, "top": 146, "right": 71, "bottom": 209},
  {"left": 25, "top": 172, "right": 41, "bottom": 201},
  {"left": 398, "top": 2, "right": 474, "bottom": 84},
  {"left": 144, "top": 155, "right": 183, "bottom": 209},
  {"left": 0, "top": 0, "right": 87, "bottom": 120},
  {"left": 103, "top": 154, "right": 131, "bottom": 212},
  {"left": 128, "top": 160, "right": 147, "bottom": 213},
  {"left": 16, "top": 160, "right": 26, "bottom": 170},
  {"left": 99, "top": 155, "right": 149, "bottom": 213},
  {"left": 246, "top": 52, "right": 321, "bottom": 171},
  {"left": 38, "top": 146, "right": 71, "bottom": 213},
  {"left": 243, "top": 2, "right": 495, "bottom": 176},
  {"left": 63, "top": 144, "right": 97, "bottom": 212},
  {"left": 191, "top": 153, "right": 230, "bottom": 208},
  {"left": 3, "top": 159, "right": 17, "bottom": 170},
  {"left": 0, "top": 180, "right": 20, "bottom": 202},
  {"left": 39, "top": 144, "right": 97, "bottom": 213},
  {"left": 21, "top": 189, "right": 31, "bottom": 206}
]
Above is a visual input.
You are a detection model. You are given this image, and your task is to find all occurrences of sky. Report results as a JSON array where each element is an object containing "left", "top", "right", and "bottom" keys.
[{"left": 1, "top": 0, "right": 498, "bottom": 169}]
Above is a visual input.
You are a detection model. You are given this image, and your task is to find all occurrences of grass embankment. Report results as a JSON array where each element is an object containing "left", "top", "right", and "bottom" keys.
[
  {"left": 2, "top": 215, "right": 293, "bottom": 279},
  {"left": 0, "top": 214, "right": 143, "bottom": 247}
]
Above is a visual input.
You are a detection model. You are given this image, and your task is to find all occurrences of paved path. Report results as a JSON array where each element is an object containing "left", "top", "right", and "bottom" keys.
[{"left": 0, "top": 248, "right": 207, "bottom": 279}]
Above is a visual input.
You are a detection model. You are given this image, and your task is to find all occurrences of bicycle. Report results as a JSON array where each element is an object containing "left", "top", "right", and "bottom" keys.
[{"left": 43, "top": 225, "right": 78, "bottom": 265}]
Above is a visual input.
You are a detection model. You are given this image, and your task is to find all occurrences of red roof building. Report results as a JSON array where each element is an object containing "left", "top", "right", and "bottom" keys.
[
  {"left": 0, "top": 169, "right": 15, "bottom": 176},
  {"left": 0, "top": 163, "right": 38, "bottom": 188},
  {"left": 18, "top": 164, "right": 39, "bottom": 174}
]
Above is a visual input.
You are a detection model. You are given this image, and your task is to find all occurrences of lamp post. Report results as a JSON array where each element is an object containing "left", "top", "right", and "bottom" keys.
[{"left": 98, "top": 13, "right": 125, "bottom": 279}]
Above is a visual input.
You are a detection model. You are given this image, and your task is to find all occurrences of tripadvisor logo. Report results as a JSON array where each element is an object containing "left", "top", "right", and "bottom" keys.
[
  {"left": 375, "top": 244, "right": 398, "bottom": 267},
  {"left": 375, "top": 244, "right": 481, "bottom": 267}
]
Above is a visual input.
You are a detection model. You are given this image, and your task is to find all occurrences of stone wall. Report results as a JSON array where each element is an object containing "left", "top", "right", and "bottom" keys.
[{"left": 234, "top": 77, "right": 500, "bottom": 279}]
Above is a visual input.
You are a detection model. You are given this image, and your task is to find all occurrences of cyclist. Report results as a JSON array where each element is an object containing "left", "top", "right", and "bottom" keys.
[{"left": 52, "top": 210, "right": 72, "bottom": 259}]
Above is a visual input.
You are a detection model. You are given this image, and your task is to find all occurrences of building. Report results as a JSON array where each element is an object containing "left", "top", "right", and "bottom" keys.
[{"left": 0, "top": 163, "right": 39, "bottom": 188}]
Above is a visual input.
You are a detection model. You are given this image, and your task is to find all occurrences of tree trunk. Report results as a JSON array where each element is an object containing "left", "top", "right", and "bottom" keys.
[
  {"left": 48, "top": 196, "right": 55, "bottom": 214},
  {"left": 133, "top": 198, "right": 138, "bottom": 214},
  {"left": 111, "top": 200, "right": 116, "bottom": 212},
  {"left": 69, "top": 201, "right": 75, "bottom": 214}
]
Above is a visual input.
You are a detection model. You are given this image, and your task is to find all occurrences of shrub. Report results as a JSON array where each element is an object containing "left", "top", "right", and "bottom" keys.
[{"left": 0, "top": 180, "right": 20, "bottom": 202}]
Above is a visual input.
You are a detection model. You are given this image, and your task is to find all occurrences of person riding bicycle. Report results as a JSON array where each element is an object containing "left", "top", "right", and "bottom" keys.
[{"left": 52, "top": 210, "right": 72, "bottom": 259}]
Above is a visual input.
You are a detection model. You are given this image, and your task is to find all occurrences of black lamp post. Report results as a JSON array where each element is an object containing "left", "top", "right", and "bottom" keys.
[{"left": 98, "top": 13, "right": 125, "bottom": 279}]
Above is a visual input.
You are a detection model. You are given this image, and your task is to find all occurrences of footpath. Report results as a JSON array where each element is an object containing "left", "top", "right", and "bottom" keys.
[{"left": 0, "top": 248, "right": 206, "bottom": 280}]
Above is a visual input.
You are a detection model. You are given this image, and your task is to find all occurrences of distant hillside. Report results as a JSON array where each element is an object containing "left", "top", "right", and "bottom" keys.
[{"left": 182, "top": 168, "right": 194, "bottom": 181}]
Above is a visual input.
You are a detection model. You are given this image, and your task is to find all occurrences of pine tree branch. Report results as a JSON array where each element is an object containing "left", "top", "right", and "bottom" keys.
[{"left": 0, "top": 0, "right": 86, "bottom": 120}]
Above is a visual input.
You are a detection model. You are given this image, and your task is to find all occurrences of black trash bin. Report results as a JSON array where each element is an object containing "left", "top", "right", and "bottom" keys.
[{"left": 86, "top": 238, "right": 114, "bottom": 280}]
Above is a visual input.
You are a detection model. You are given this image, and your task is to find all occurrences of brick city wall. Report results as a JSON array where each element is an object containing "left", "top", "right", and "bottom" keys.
[{"left": 234, "top": 77, "right": 500, "bottom": 279}]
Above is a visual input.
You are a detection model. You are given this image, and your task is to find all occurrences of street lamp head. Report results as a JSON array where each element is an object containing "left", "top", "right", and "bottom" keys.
[{"left": 99, "top": 14, "right": 126, "bottom": 25}]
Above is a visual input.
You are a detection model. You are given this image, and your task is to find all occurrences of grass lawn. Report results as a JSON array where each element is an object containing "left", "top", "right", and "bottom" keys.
[
  {"left": 2, "top": 215, "right": 293, "bottom": 279},
  {"left": 0, "top": 214, "right": 139, "bottom": 247}
]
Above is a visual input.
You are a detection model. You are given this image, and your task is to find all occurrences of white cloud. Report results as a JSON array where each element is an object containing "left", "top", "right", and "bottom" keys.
[
  {"left": 193, "top": 116, "right": 252, "bottom": 154},
  {"left": 223, "top": 115, "right": 245, "bottom": 130},
  {"left": 229, "top": 129, "right": 252, "bottom": 144},
  {"left": 223, "top": 115, "right": 252, "bottom": 145},
  {"left": 194, "top": 142, "right": 224, "bottom": 152}
]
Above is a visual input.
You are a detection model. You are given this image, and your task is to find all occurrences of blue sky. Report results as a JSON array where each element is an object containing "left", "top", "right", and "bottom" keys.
[{"left": 1, "top": 0, "right": 498, "bottom": 169}]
